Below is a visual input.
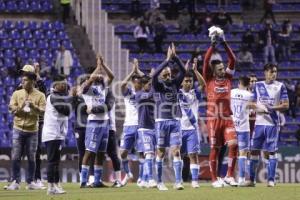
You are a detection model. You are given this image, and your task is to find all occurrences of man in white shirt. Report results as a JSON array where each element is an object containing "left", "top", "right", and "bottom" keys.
[{"left": 55, "top": 45, "right": 73, "bottom": 76}]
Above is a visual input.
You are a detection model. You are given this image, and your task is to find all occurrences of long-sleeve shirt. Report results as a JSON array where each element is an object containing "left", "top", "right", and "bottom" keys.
[
  {"left": 136, "top": 89, "right": 155, "bottom": 129},
  {"left": 203, "top": 42, "right": 236, "bottom": 117},
  {"left": 152, "top": 56, "right": 186, "bottom": 120}
]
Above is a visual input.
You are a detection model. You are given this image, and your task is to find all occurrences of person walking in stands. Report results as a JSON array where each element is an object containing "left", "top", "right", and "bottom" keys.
[
  {"left": 60, "top": 0, "right": 71, "bottom": 24},
  {"left": 55, "top": 45, "right": 73, "bottom": 76},
  {"left": 5, "top": 65, "right": 46, "bottom": 190}
]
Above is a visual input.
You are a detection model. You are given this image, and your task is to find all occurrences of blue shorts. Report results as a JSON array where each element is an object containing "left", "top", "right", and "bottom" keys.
[
  {"left": 236, "top": 131, "right": 250, "bottom": 151},
  {"left": 138, "top": 129, "right": 156, "bottom": 153},
  {"left": 155, "top": 120, "right": 182, "bottom": 148},
  {"left": 85, "top": 120, "right": 109, "bottom": 153},
  {"left": 251, "top": 125, "right": 279, "bottom": 152},
  {"left": 181, "top": 129, "right": 200, "bottom": 155},
  {"left": 120, "top": 125, "right": 143, "bottom": 152}
]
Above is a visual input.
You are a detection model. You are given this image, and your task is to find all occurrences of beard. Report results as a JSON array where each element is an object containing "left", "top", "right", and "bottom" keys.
[{"left": 164, "top": 79, "right": 172, "bottom": 86}]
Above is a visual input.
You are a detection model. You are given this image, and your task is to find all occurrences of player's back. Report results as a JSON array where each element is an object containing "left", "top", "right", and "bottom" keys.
[
  {"left": 230, "top": 88, "right": 253, "bottom": 132},
  {"left": 206, "top": 76, "right": 233, "bottom": 117}
]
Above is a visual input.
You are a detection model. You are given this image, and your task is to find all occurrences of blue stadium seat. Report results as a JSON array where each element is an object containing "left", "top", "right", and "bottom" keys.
[
  {"left": 21, "top": 29, "right": 33, "bottom": 39},
  {"left": 5, "top": 1, "right": 17, "bottom": 12},
  {"left": 41, "top": 21, "right": 52, "bottom": 31},
  {"left": 9, "top": 29, "right": 21, "bottom": 39},
  {"left": 28, "top": 49, "right": 40, "bottom": 59},
  {"left": 2, "top": 20, "right": 14, "bottom": 30},
  {"left": 15, "top": 21, "right": 26, "bottom": 30},
  {"left": 49, "top": 40, "right": 60, "bottom": 49},
  {"left": 18, "top": 1, "right": 30, "bottom": 12},
  {"left": 37, "top": 40, "right": 49, "bottom": 50},
  {"left": 33, "top": 30, "right": 44, "bottom": 39},
  {"left": 0, "top": 30, "right": 8, "bottom": 39},
  {"left": 4, "top": 49, "right": 15, "bottom": 58},
  {"left": 0, "top": 1, "right": 5, "bottom": 11},
  {"left": 45, "top": 30, "right": 56, "bottom": 39},
  {"left": 27, "top": 21, "right": 38, "bottom": 31},
  {"left": 61, "top": 40, "right": 72, "bottom": 49},
  {"left": 17, "top": 49, "right": 28, "bottom": 59},
  {"left": 4, "top": 77, "right": 15, "bottom": 87},
  {"left": 53, "top": 21, "right": 64, "bottom": 31},
  {"left": 24, "top": 39, "right": 37, "bottom": 49},
  {"left": 1, "top": 39, "right": 12, "bottom": 49},
  {"left": 29, "top": 1, "right": 41, "bottom": 12}
]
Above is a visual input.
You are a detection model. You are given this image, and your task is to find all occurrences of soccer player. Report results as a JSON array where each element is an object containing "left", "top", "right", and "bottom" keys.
[
  {"left": 107, "top": 96, "right": 122, "bottom": 187},
  {"left": 79, "top": 55, "right": 115, "bottom": 188},
  {"left": 203, "top": 32, "right": 238, "bottom": 187},
  {"left": 135, "top": 75, "right": 157, "bottom": 188},
  {"left": 179, "top": 59, "right": 206, "bottom": 188},
  {"left": 120, "top": 59, "right": 145, "bottom": 186},
  {"left": 248, "top": 64, "right": 289, "bottom": 187},
  {"left": 42, "top": 75, "right": 73, "bottom": 195},
  {"left": 152, "top": 44, "right": 186, "bottom": 190},
  {"left": 230, "top": 76, "right": 253, "bottom": 186}
]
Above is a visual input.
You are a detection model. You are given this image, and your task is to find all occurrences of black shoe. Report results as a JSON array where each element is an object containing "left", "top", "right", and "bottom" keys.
[
  {"left": 80, "top": 182, "right": 89, "bottom": 188},
  {"left": 111, "top": 180, "right": 122, "bottom": 188},
  {"left": 90, "top": 182, "right": 108, "bottom": 188}
]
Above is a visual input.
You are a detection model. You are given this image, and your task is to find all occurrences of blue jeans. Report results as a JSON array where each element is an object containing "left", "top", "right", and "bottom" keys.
[
  {"left": 11, "top": 129, "right": 38, "bottom": 183},
  {"left": 264, "top": 45, "right": 276, "bottom": 64}
]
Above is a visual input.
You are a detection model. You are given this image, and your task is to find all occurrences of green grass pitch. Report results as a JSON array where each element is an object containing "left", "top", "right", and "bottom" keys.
[{"left": 0, "top": 183, "right": 299, "bottom": 200}]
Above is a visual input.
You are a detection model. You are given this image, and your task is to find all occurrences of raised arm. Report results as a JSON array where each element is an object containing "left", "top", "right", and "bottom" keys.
[
  {"left": 121, "top": 61, "right": 138, "bottom": 95},
  {"left": 100, "top": 56, "right": 115, "bottom": 85},
  {"left": 152, "top": 60, "right": 168, "bottom": 91},
  {"left": 222, "top": 41, "right": 236, "bottom": 71},
  {"left": 203, "top": 45, "right": 214, "bottom": 81},
  {"left": 193, "top": 62, "right": 206, "bottom": 91},
  {"left": 173, "top": 55, "right": 186, "bottom": 87}
]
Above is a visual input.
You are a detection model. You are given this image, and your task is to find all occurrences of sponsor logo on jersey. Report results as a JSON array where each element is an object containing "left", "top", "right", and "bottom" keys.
[{"left": 214, "top": 86, "right": 229, "bottom": 93}]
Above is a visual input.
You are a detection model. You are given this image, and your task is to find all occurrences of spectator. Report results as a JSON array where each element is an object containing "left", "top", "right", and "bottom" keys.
[
  {"left": 260, "top": 0, "right": 276, "bottom": 24},
  {"left": 242, "top": 28, "right": 256, "bottom": 50},
  {"left": 202, "top": 9, "right": 214, "bottom": 33},
  {"left": 191, "top": 47, "right": 203, "bottom": 68},
  {"left": 153, "top": 18, "right": 166, "bottom": 53},
  {"left": 178, "top": 8, "right": 191, "bottom": 34},
  {"left": 131, "top": 0, "right": 141, "bottom": 19},
  {"left": 133, "top": 20, "right": 151, "bottom": 53},
  {"left": 55, "top": 45, "right": 73, "bottom": 76},
  {"left": 259, "top": 22, "right": 277, "bottom": 64},
  {"left": 5, "top": 65, "right": 46, "bottom": 191},
  {"left": 237, "top": 46, "right": 254, "bottom": 70},
  {"left": 168, "top": 0, "right": 180, "bottom": 20},
  {"left": 277, "top": 20, "right": 292, "bottom": 62},
  {"left": 60, "top": 0, "right": 71, "bottom": 24},
  {"left": 191, "top": 15, "right": 203, "bottom": 34},
  {"left": 285, "top": 80, "right": 296, "bottom": 120},
  {"left": 146, "top": 8, "right": 166, "bottom": 31},
  {"left": 212, "top": 8, "right": 233, "bottom": 31}
]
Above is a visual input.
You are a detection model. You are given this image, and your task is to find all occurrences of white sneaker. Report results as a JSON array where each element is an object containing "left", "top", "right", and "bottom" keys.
[
  {"left": 87, "top": 175, "right": 95, "bottom": 186},
  {"left": 223, "top": 176, "right": 238, "bottom": 187},
  {"left": 212, "top": 178, "right": 223, "bottom": 188},
  {"left": 121, "top": 173, "right": 133, "bottom": 186},
  {"left": 148, "top": 179, "right": 157, "bottom": 188},
  {"left": 47, "top": 186, "right": 56, "bottom": 195},
  {"left": 4, "top": 181, "right": 20, "bottom": 190},
  {"left": 191, "top": 181, "right": 199, "bottom": 188},
  {"left": 267, "top": 181, "right": 275, "bottom": 187},
  {"left": 138, "top": 180, "right": 148, "bottom": 188},
  {"left": 36, "top": 179, "right": 46, "bottom": 190},
  {"left": 26, "top": 181, "right": 44, "bottom": 190},
  {"left": 157, "top": 182, "right": 168, "bottom": 191},
  {"left": 136, "top": 178, "right": 142, "bottom": 187},
  {"left": 54, "top": 184, "right": 66, "bottom": 194},
  {"left": 173, "top": 182, "right": 184, "bottom": 190}
]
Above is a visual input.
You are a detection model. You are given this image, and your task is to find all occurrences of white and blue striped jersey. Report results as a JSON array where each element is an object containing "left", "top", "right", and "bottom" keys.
[
  {"left": 253, "top": 81, "right": 288, "bottom": 126},
  {"left": 123, "top": 87, "right": 139, "bottom": 126},
  {"left": 179, "top": 88, "right": 201, "bottom": 131},
  {"left": 230, "top": 88, "right": 253, "bottom": 132},
  {"left": 82, "top": 84, "right": 109, "bottom": 121}
]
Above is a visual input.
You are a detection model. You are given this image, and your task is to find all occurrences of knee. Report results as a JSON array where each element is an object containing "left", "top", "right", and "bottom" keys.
[{"left": 120, "top": 150, "right": 128, "bottom": 159}]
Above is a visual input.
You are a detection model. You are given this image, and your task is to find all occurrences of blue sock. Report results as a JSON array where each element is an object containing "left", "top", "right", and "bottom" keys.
[
  {"left": 81, "top": 165, "right": 89, "bottom": 184},
  {"left": 190, "top": 164, "right": 199, "bottom": 181},
  {"left": 249, "top": 157, "right": 259, "bottom": 182},
  {"left": 173, "top": 157, "right": 183, "bottom": 184},
  {"left": 94, "top": 166, "right": 103, "bottom": 184},
  {"left": 138, "top": 159, "right": 144, "bottom": 180},
  {"left": 238, "top": 156, "right": 247, "bottom": 179},
  {"left": 122, "top": 159, "right": 130, "bottom": 174},
  {"left": 268, "top": 157, "right": 277, "bottom": 182},
  {"left": 146, "top": 159, "right": 153, "bottom": 180},
  {"left": 156, "top": 157, "right": 163, "bottom": 183}
]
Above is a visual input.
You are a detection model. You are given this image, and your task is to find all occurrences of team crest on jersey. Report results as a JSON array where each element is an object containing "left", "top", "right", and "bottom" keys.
[{"left": 214, "top": 86, "right": 229, "bottom": 93}]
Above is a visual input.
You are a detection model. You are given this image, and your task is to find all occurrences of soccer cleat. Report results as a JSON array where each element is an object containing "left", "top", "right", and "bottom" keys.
[
  {"left": 211, "top": 178, "right": 223, "bottom": 188},
  {"left": 121, "top": 173, "right": 133, "bottom": 186},
  {"left": 136, "top": 178, "right": 142, "bottom": 187},
  {"left": 173, "top": 182, "right": 184, "bottom": 190},
  {"left": 267, "top": 181, "right": 275, "bottom": 187},
  {"left": 223, "top": 176, "right": 238, "bottom": 187},
  {"left": 54, "top": 184, "right": 66, "bottom": 194},
  {"left": 4, "top": 180, "right": 20, "bottom": 190},
  {"left": 111, "top": 180, "right": 123, "bottom": 188},
  {"left": 47, "top": 186, "right": 56, "bottom": 195},
  {"left": 191, "top": 181, "right": 199, "bottom": 188},
  {"left": 157, "top": 182, "right": 168, "bottom": 191},
  {"left": 36, "top": 179, "right": 46, "bottom": 190},
  {"left": 148, "top": 179, "right": 157, "bottom": 188},
  {"left": 90, "top": 182, "right": 108, "bottom": 188},
  {"left": 26, "top": 181, "right": 45, "bottom": 190},
  {"left": 80, "top": 182, "right": 89, "bottom": 188}
]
